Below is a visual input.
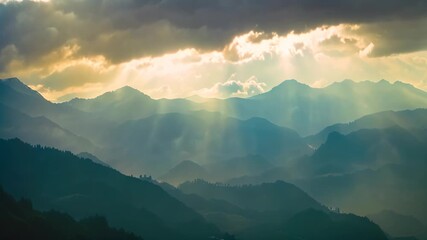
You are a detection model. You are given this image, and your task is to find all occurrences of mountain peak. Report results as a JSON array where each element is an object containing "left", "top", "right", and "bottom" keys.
[
  {"left": 252, "top": 79, "right": 310, "bottom": 99},
  {"left": 99, "top": 85, "right": 152, "bottom": 101},
  {"left": 160, "top": 160, "right": 208, "bottom": 186},
  {"left": 174, "top": 160, "right": 204, "bottom": 169},
  {"left": 274, "top": 79, "right": 310, "bottom": 89},
  {"left": 115, "top": 85, "right": 145, "bottom": 95},
  {"left": 0, "top": 77, "right": 44, "bottom": 99},
  {"left": 377, "top": 79, "right": 389, "bottom": 84},
  {"left": 1, "top": 77, "right": 20, "bottom": 84}
]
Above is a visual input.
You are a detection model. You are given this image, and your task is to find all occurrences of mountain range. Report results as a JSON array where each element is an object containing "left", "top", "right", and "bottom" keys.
[
  {"left": 2, "top": 77, "right": 427, "bottom": 177},
  {"left": 227, "top": 125, "right": 427, "bottom": 231},
  {"left": 61, "top": 79, "right": 427, "bottom": 136},
  {"left": 306, "top": 108, "right": 427, "bottom": 148},
  {"left": 0, "top": 138, "right": 220, "bottom": 240},
  {"left": 0, "top": 138, "right": 390, "bottom": 240},
  {"left": 2, "top": 76, "right": 426, "bottom": 239},
  {"left": 201, "top": 79, "right": 427, "bottom": 135},
  {"left": 174, "top": 179, "right": 387, "bottom": 240}
]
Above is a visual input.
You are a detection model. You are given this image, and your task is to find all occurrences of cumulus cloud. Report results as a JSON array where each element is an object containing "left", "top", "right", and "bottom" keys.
[
  {"left": 2, "top": 0, "right": 427, "bottom": 101},
  {"left": 196, "top": 75, "right": 267, "bottom": 98},
  {"left": 1, "top": 0, "right": 427, "bottom": 73}
]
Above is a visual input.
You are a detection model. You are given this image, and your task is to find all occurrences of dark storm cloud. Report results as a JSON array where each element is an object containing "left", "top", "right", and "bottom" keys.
[
  {"left": 356, "top": 18, "right": 427, "bottom": 57},
  {"left": 1, "top": 0, "right": 427, "bottom": 70}
]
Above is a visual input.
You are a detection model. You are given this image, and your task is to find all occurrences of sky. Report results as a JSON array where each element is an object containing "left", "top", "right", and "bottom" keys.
[{"left": 1, "top": 0, "right": 427, "bottom": 102}]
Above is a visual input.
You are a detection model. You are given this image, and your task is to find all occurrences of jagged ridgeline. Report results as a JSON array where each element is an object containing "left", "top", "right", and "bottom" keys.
[{"left": 2, "top": 77, "right": 427, "bottom": 177}]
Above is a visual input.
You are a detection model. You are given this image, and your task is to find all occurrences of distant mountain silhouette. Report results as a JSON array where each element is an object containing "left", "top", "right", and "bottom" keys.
[
  {"left": 0, "top": 77, "right": 44, "bottom": 99},
  {"left": 368, "top": 210, "right": 427, "bottom": 239},
  {"left": 0, "top": 138, "right": 220, "bottom": 240},
  {"left": 160, "top": 155, "right": 276, "bottom": 185},
  {"left": 0, "top": 186, "right": 142, "bottom": 240},
  {"left": 179, "top": 179, "right": 324, "bottom": 213},
  {"left": 299, "top": 126, "right": 427, "bottom": 176},
  {"left": 158, "top": 181, "right": 258, "bottom": 233},
  {"left": 203, "top": 79, "right": 427, "bottom": 135},
  {"left": 306, "top": 108, "right": 427, "bottom": 147},
  {"left": 3, "top": 77, "right": 427, "bottom": 175},
  {"left": 101, "top": 112, "right": 310, "bottom": 175},
  {"left": 225, "top": 126, "right": 427, "bottom": 229},
  {"left": 160, "top": 160, "right": 209, "bottom": 186},
  {"left": 296, "top": 162, "right": 427, "bottom": 227},
  {"left": 0, "top": 78, "right": 115, "bottom": 148},
  {"left": 226, "top": 166, "right": 296, "bottom": 186},
  {"left": 0, "top": 78, "right": 310, "bottom": 176},
  {"left": 64, "top": 86, "right": 202, "bottom": 123},
  {"left": 61, "top": 78, "right": 427, "bottom": 136},
  {"left": 0, "top": 103, "right": 98, "bottom": 154},
  {"left": 206, "top": 155, "right": 275, "bottom": 182},
  {"left": 229, "top": 111, "right": 427, "bottom": 184}
]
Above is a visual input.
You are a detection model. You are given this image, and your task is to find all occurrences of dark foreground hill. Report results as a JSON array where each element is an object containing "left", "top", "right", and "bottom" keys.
[
  {"left": 0, "top": 186, "right": 142, "bottom": 240},
  {"left": 0, "top": 138, "right": 220, "bottom": 240}
]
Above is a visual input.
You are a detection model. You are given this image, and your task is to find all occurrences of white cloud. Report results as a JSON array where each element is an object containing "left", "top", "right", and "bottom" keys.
[
  {"left": 11, "top": 23, "right": 427, "bottom": 102},
  {"left": 195, "top": 75, "right": 267, "bottom": 99},
  {"left": 359, "top": 42, "right": 375, "bottom": 57}
]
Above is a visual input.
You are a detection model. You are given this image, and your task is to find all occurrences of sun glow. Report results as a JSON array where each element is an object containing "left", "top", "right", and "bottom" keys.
[{"left": 7, "top": 23, "right": 427, "bottom": 102}]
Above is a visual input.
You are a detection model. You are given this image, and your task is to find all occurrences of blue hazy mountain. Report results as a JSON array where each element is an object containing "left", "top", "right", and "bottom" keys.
[
  {"left": 300, "top": 126, "right": 427, "bottom": 177},
  {"left": 0, "top": 103, "right": 98, "bottom": 154},
  {"left": 61, "top": 78, "right": 427, "bottom": 136},
  {"left": 159, "top": 160, "right": 210, "bottom": 186},
  {"left": 3, "top": 77, "right": 427, "bottom": 176},
  {"left": 306, "top": 108, "right": 427, "bottom": 147},
  {"left": 205, "top": 155, "right": 275, "bottom": 182},
  {"left": 202, "top": 79, "right": 427, "bottom": 135},
  {"left": 177, "top": 180, "right": 387, "bottom": 240},
  {"left": 226, "top": 125, "right": 427, "bottom": 229},
  {"left": 0, "top": 78, "right": 310, "bottom": 177},
  {"left": 368, "top": 210, "right": 427, "bottom": 239},
  {"left": 0, "top": 78, "right": 115, "bottom": 146},
  {"left": 101, "top": 112, "right": 310, "bottom": 176},
  {"left": 0, "top": 138, "right": 220, "bottom": 240},
  {"left": 179, "top": 179, "right": 324, "bottom": 214},
  {"left": 0, "top": 138, "right": 388, "bottom": 240},
  {"left": 160, "top": 155, "right": 275, "bottom": 186},
  {"left": 229, "top": 126, "right": 427, "bottom": 182},
  {"left": 0, "top": 77, "right": 413, "bottom": 240},
  {"left": 295, "top": 127, "right": 427, "bottom": 227},
  {"left": 297, "top": 163, "right": 427, "bottom": 230},
  {"left": 158, "top": 181, "right": 259, "bottom": 233},
  {"left": 65, "top": 86, "right": 202, "bottom": 123},
  {"left": 0, "top": 186, "right": 142, "bottom": 240}
]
